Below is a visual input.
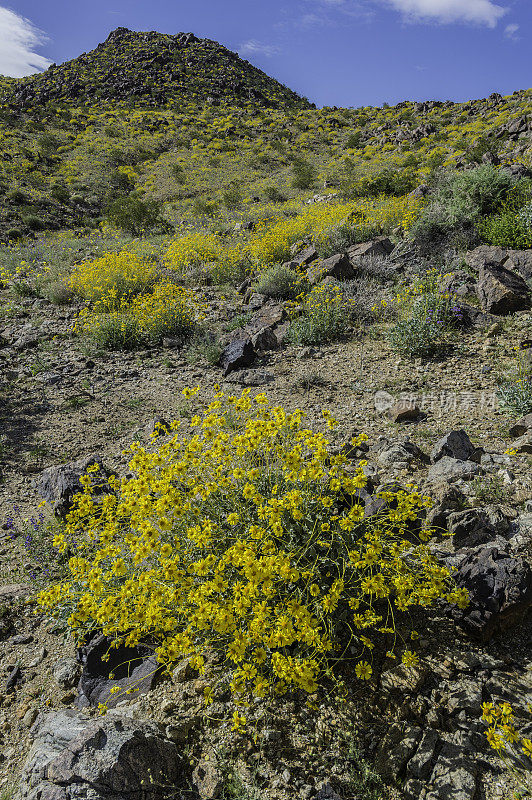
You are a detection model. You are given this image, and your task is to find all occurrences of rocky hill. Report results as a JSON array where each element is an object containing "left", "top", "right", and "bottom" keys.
[{"left": 0, "top": 27, "right": 312, "bottom": 110}]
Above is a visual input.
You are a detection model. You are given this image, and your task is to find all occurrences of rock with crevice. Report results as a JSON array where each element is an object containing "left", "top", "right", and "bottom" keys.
[
  {"left": 15, "top": 709, "right": 185, "bottom": 800},
  {"left": 476, "top": 262, "right": 531, "bottom": 315}
]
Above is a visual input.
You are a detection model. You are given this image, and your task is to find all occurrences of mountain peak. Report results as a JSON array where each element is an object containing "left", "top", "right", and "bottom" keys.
[{"left": 1, "top": 28, "right": 311, "bottom": 110}]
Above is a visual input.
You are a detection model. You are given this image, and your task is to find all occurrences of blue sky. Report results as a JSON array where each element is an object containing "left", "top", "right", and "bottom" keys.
[{"left": 0, "top": 0, "right": 530, "bottom": 107}]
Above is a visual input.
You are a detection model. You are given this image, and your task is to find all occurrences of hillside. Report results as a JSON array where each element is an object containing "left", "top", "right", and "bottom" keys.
[
  {"left": 0, "top": 27, "right": 312, "bottom": 110},
  {"left": 0, "top": 27, "right": 532, "bottom": 800}
]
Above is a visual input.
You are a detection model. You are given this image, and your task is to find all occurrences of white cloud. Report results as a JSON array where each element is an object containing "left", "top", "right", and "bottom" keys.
[
  {"left": 504, "top": 22, "right": 520, "bottom": 39},
  {"left": 0, "top": 6, "right": 52, "bottom": 77},
  {"left": 380, "top": 0, "right": 507, "bottom": 27},
  {"left": 239, "top": 39, "right": 280, "bottom": 57}
]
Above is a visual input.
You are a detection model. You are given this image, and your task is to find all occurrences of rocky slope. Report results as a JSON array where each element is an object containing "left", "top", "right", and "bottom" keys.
[{"left": 0, "top": 27, "right": 312, "bottom": 110}]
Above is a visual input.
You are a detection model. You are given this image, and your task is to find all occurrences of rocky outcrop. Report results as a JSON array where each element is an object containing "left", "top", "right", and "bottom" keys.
[{"left": 15, "top": 710, "right": 186, "bottom": 800}]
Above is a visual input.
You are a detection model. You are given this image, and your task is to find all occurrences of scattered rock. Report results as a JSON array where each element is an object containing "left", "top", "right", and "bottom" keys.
[
  {"left": 76, "top": 634, "right": 160, "bottom": 709},
  {"left": 431, "top": 430, "right": 475, "bottom": 463},
  {"left": 509, "top": 413, "right": 532, "bottom": 437},
  {"left": 307, "top": 252, "right": 356, "bottom": 284},
  {"left": 511, "top": 433, "right": 532, "bottom": 454},
  {"left": 34, "top": 455, "right": 114, "bottom": 518},
  {"left": 427, "top": 457, "right": 482, "bottom": 484},
  {"left": 476, "top": 263, "right": 531, "bottom": 315},
  {"left": 387, "top": 399, "right": 422, "bottom": 423},
  {"left": 220, "top": 337, "right": 255, "bottom": 376},
  {"left": 447, "top": 543, "right": 532, "bottom": 640},
  {"left": 347, "top": 237, "right": 394, "bottom": 262},
  {"left": 447, "top": 508, "right": 497, "bottom": 546},
  {"left": 53, "top": 658, "right": 80, "bottom": 690}
]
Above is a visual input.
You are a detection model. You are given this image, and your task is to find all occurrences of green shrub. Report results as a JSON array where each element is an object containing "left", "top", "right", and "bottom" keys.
[
  {"left": 387, "top": 271, "right": 463, "bottom": 359},
  {"left": 291, "top": 157, "right": 316, "bottom": 190},
  {"left": 170, "top": 163, "right": 186, "bottom": 184},
  {"left": 222, "top": 184, "right": 243, "bottom": 210},
  {"left": 317, "top": 220, "right": 381, "bottom": 258},
  {"left": 22, "top": 214, "right": 46, "bottom": 231},
  {"left": 255, "top": 264, "right": 300, "bottom": 299},
  {"left": 342, "top": 167, "right": 417, "bottom": 199},
  {"left": 105, "top": 196, "right": 167, "bottom": 235},
  {"left": 264, "top": 186, "right": 286, "bottom": 203},
  {"left": 192, "top": 197, "right": 219, "bottom": 216},
  {"left": 498, "top": 350, "right": 532, "bottom": 417},
  {"left": 288, "top": 284, "right": 351, "bottom": 344},
  {"left": 186, "top": 330, "right": 223, "bottom": 365},
  {"left": 346, "top": 132, "right": 363, "bottom": 148},
  {"left": 477, "top": 181, "right": 532, "bottom": 249}
]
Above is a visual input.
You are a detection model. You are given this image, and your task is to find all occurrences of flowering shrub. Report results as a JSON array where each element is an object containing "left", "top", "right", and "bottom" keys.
[
  {"left": 387, "top": 270, "right": 463, "bottom": 359},
  {"left": 77, "top": 281, "right": 204, "bottom": 350},
  {"left": 69, "top": 251, "right": 158, "bottom": 305},
  {"left": 482, "top": 702, "right": 532, "bottom": 792},
  {"left": 37, "top": 389, "right": 467, "bottom": 716},
  {"left": 288, "top": 284, "right": 352, "bottom": 345},
  {"left": 163, "top": 232, "right": 247, "bottom": 284},
  {"left": 498, "top": 347, "right": 532, "bottom": 417}
]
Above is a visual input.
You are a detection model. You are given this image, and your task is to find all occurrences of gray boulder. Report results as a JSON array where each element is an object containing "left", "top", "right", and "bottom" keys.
[
  {"left": 15, "top": 709, "right": 185, "bottom": 800},
  {"left": 446, "top": 543, "right": 532, "bottom": 641},
  {"left": 476, "top": 263, "right": 531, "bottom": 315},
  {"left": 427, "top": 457, "right": 481, "bottom": 484},
  {"left": 509, "top": 413, "right": 532, "bottom": 437},
  {"left": 447, "top": 508, "right": 497, "bottom": 546},
  {"left": 76, "top": 634, "right": 160, "bottom": 710},
  {"left": 307, "top": 252, "right": 356, "bottom": 284}
]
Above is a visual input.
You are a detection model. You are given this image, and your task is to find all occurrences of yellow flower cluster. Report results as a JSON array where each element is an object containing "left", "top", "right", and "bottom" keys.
[
  {"left": 482, "top": 701, "right": 532, "bottom": 763},
  {"left": 69, "top": 250, "right": 158, "bottom": 304},
  {"left": 163, "top": 232, "right": 247, "bottom": 283},
  {"left": 76, "top": 281, "right": 203, "bottom": 347},
  {"left": 37, "top": 390, "right": 467, "bottom": 706}
]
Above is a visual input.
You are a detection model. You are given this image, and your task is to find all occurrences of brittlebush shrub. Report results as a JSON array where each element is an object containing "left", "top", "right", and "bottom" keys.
[
  {"left": 69, "top": 251, "right": 158, "bottom": 305},
  {"left": 288, "top": 284, "right": 352, "bottom": 345},
  {"left": 164, "top": 233, "right": 248, "bottom": 284},
  {"left": 76, "top": 282, "right": 203, "bottom": 350},
  {"left": 38, "top": 390, "right": 467, "bottom": 718}
]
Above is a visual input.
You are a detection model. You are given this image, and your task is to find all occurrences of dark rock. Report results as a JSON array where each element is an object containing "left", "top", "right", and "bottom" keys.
[
  {"left": 347, "top": 237, "right": 394, "bottom": 262},
  {"left": 465, "top": 245, "right": 508, "bottom": 271},
  {"left": 406, "top": 729, "right": 440, "bottom": 780},
  {"left": 507, "top": 249, "right": 532, "bottom": 280},
  {"left": 220, "top": 337, "right": 255, "bottom": 376},
  {"left": 5, "top": 664, "right": 22, "bottom": 693},
  {"left": 387, "top": 399, "right": 422, "bottom": 423},
  {"left": 293, "top": 245, "right": 319, "bottom": 267},
  {"left": 16, "top": 709, "right": 185, "bottom": 800},
  {"left": 476, "top": 263, "right": 531, "bottom": 315},
  {"left": 251, "top": 327, "right": 278, "bottom": 351},
  {"left": 447, "top": 508, "right": 496, "bottom": 546},
  {"left": 431, "top": 430, "right": 475, "bottom": 463},
  {"left": 509, "top": 413, "right": 532, "bottom": 437},
  {"left": 35, "top": 455, "right": 114, "bottom": 519},
  {"left": 76, "top": 634, "right": 160, "bottom": 709},
  {"left": 147, "top": 417, "right": 171, "bottom": 436},
  {"left": 375, "top": 723, "right": 422, "bottom": 781},
  {"left": 447, "top": 543, "right": 532, "bottom": 641},
  {"left": 307, "top": 252, "right": 356, "bottom": 284},
  {"left": 512, "top": 433, "right": 532, "bottom": 454},
  {"left": 246, "top": 302, "right": 285, "bottom": 335}
]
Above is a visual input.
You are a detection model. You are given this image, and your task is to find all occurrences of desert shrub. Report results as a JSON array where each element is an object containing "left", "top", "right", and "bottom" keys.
[
  {"left": 222, "top": 184, "right": 243, "bottom": 210},
  {"left": 77, "top": 282, "right": 203, "bottom": 350},
  {"left": 22, "top": 215, "right": 46, "bottom": 231},
  {"left": 498, "top": 349, "right": 532, "bottom": 417},
  {"left": 192, "top": 197, "right": 219, "bottom": 216},
  {"left": 288, "top": 284, "right": 352, "bottom": 344},
  {"left": 344, "top": 167, "right": 417, "bottom": 199},
  {"left": 186, "top": 329, "right": 223, "bottom": 365},
  {"left": 387, "top": 270, "right": 463, "bottom": 359},
  {"left": 291, "top": 157, "right": 316, "bottom": 190},
  {"left": 477, "top": 181, "right": 532, "bottom": 249},
  {"left": 316, "top": 218, "right": 380, "bottom": 258},
  {"left": 170, "top": 163, "right": 186, "bottom": 184},
  {"left": 412, "top": 165, "right": 515, "bottom": 252},
  {"left": 105, "top": 196, "right": 166, "bottom": 235},
  {"left": 37, "top": 390, "right": 466, "bottom": 717},
  {"left": 69, "top": 251, "right": 158, "bottom": 304},
  {"left": 346, "top": 132, "right": 363, "bottom": 149},
  {"left": 264, "top": 186, "right": 286, "bottom": 203},
  {"left": 164, "top": 233, "right": 248, "bottom": 285},
  {"left": 51, "top": 184, "right": 70, "bottom": 203},
  {"left": 254, "top": 264, "right": 300, "bottom": 299},
  {"left": 7, "top": 189, "right": 27, "bottom": 204}
]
